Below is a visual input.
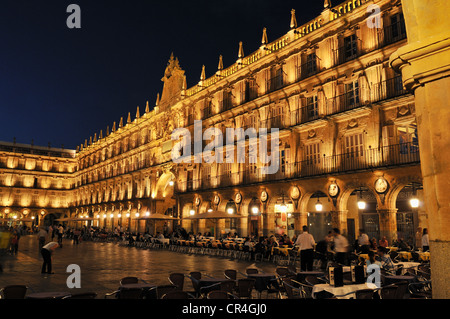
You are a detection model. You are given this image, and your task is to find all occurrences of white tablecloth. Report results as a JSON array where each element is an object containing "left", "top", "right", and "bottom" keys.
[{"left": 313, "top": 283, "right": 378, "bottom": 299}]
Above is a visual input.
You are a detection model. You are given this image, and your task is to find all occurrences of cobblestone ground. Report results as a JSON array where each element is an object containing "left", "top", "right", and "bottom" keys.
[{"left": 0, "top": 235, "right": 279, "bottom": 298}]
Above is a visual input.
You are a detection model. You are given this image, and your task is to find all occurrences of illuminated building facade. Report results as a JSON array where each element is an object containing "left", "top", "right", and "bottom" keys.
[{"left": 1, "top": 0, "right": 425, "bottom": 246}]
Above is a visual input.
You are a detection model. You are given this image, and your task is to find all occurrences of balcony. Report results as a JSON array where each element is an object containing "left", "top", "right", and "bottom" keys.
[{"left": 175, "top": 142, "right": 420, "bottom": 193}]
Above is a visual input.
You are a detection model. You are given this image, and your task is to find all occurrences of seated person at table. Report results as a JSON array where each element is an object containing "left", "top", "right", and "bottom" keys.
[
  {"left": 366, "top": 250, "right": 382, "bottom": 267},
  {"left": 378, "top": 236, "right": 389, "bottom": 248},
  {"left": 396, "top": 238, "right": 411, "bottom": 251},
  {"left": 377, "top": 247, "right": 395, "bottom": 273}
]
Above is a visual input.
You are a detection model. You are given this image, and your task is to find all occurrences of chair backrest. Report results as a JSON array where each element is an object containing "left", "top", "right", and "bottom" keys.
[
  {"left": 161, "top": 291, "right": 193, "bottom": 299},
  {"left": 281, "top": 278, "right": 296, "bottom": 299},
  {"left": 63, "top": 292, "right": 97, "bottom": 299},
  {"left": 220, "top": 280, "right": 236, "bottom": 293},
  {"left": 224, "top": 269, "right": 237, "bottom": 281},
  {"left": 156, "top": 285, "right": 179, "bottom": 299},
  {"left": 207, "top": 290, "right": 237, "bottom": 299},
  {"left": 117, "top": 288, "right": 143, "bottom": 299},
  {"left": 169, "top": 273, "right": 185, "bottom": 290},
  {"left": 120, "top": 277, "right": 139, "bottom": 285},
  {"left": 276, "top": 267, "right": 290, "bottom": 277},
  {"left": 1, "top": 285, "right": 27, "bottom": 299},
  {"left": 236, "top": 279, "right": 255, "bottom": 298},
  {"left": 245, "top": 268, "right": 258, "bottom": 275},
  {"left": 355, "top": 289, "right": 375, "bottom": 299},
  {"left": 189, "top": 272, "right": 202, "bottom": 280},
  {"left": 394, "top": 281, "right": 409, "bottom": 299},
  {"left": 305, "top": 276, "right": 321, "bottom": 286},
  {"left": 380, "top": 285, "right": 399, "bottom": 299}
]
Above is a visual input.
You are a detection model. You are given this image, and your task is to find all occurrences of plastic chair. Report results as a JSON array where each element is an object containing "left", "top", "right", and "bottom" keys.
[
  {"left": 169, "top": 273, "right": 185, "bottom": 290},
  {"left": 245, "top": 268, "right": 259, "bottom": 275},
  {"left": 220, "top": 280, "right": 236, "bottom": 294},
  {"left": 0, "top": 285, "right": 28, "bottom": 299}
]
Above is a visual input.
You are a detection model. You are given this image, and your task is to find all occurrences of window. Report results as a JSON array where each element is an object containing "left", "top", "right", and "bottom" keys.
[
  {"left": 345, "top": 81, "right": 360, "bottom": 107},
  {"left": 306, "top": 53, "right": 317, "bottom": 76},
  {"left": 268, "top": 67, "right": 284, "bottom": 92},
  {"left": 203, "top": 100, "right": 212, "bottom": 119},
  {"left": 344, "top": 133, "right": 364, "bottom": 158},
  {"left": 398, "top": 122, "right": 419, "bottom": 154},
  {"left": 305, "top": 143, "right": 321, "bottom": 165},
  {"left": 306, "top": 96, "right": 318, "bottom": 120},
  {"left": 390, "top": 13, "right": 406, "bottom": 41},
  {"left": 344, "top": 34, "right": 358, "bottom": 61},
  {"left": 244, "top": 78, "right": 258, "bottom": 102},
  {"left": 222, "top": 90, "right": 233, "bottom": 111},
  {"left": 187, "top": 108, "right": 194, "bottom": 126}
]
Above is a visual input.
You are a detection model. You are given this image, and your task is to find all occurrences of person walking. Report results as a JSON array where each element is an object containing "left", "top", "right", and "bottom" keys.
[
  {"left": 295, "top": 226, "right": 316, "bottom": 271},
  {"left": 57, "top": 224, "right": 64, "bottom": 247},
  {"left": 422, "top": 228, "right": 430, "bottom": 252},
  {"left": 357, "top": 229, "right": 370, "bottom": 253},
  {"left": 41, "top": 241, "right": 59, "bottom": 274},
  {"left": 37, "top": 227, "right": 48, "bottom": 252},
  {"left": 332, "top": 228, "right": 349, "bottom": 266}
]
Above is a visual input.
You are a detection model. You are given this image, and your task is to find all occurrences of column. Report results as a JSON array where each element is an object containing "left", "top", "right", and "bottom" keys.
[
  {"left": 330, "top": 210, "right": 348, "bottom": 236},
  {"left": 390, "top": 0, "right": 450, "bottom": 299},
  {"left": 377, "top": 208, "right": 398, "bottom": 245}
]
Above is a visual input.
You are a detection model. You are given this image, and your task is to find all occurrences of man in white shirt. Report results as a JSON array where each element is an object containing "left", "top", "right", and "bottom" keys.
[
  {"left": 295, "top": 226, "right": 316, "bottom": 271},
  {"left": 41, "top": 241, "right": 59, "bottom": 274}
]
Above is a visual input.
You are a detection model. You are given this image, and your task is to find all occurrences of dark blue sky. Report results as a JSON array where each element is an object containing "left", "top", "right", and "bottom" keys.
[{"left": 0, "top": 0, "right": 324, "bottom": 150}]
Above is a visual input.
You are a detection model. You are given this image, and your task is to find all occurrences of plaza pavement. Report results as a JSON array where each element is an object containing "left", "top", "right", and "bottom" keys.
[{"left": 0, "top": 235, "right": 278, "bottom": 298}]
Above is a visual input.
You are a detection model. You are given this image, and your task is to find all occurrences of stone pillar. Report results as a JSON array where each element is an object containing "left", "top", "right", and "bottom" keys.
[
  {"left": 390, "top": 0, "right": 450, "bottom": 299},
  {"left": 239, "top": 217, "right": 248, "bottom": 238},
  {"left": 330, "top": 210, "right": 348, "bottom": 236},
  {"left": 377, "top": 209, "right": 398, "bottom": 245},
  {"left": 198, "top": 219, "right": 206, "bottom": 235},
  {"left": 293, "top": 211, "right": 308, "bottom": 237}
]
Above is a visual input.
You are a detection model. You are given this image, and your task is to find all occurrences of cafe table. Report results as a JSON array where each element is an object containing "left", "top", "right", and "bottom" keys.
[
  {"left": 26, "top": 291, "right": 72, "bottom": 299},
  {"left": 418, "top": 252, "right": 430, "bottom": 261},
  {"left": 312, "top": 283, "right": 378, "bottom": 299},
  {"left": 296, "top": 271, "right": 325, "bottom": 284},
  {"left": 397, "top": 251, "right": 412, "bottom": 261},
  {"left": 394, "top": 262, "right": 420, "bottom": 275}
]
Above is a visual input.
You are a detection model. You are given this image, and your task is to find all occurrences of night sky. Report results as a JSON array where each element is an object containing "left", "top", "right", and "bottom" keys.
[{"left": 0, "top": 0, "right": 324, "bottom": 150}]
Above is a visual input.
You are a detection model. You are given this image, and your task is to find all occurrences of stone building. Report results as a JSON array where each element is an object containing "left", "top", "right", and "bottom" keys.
[{"left": 1, "top": 0, "right": 426, "bottom": 247}]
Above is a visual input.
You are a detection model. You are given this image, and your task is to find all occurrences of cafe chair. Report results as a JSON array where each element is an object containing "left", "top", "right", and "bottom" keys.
[
  {"left": 119, "top": 276, "right": 148, "bottom": 285},
  {"left": 168, "top": 273, "right": 185, "bottom": 291},
  {"left": 380, "top": 284, "right": 399, "bottom": 299},
  {"left": 104, "top": 287, "right": 144, "bottom": 299},
  {"left": 224, "top": 269, "right": 237, "bottom": 281},
  {"left": 0, "top": 285, "right": 29, "bottom": 299},
  {"left": 207, "top": 290, "right": 239, "bottom": 299},
  {"left": 408, "top": 281, "right": 432, "bottom": 299},
  {"left": 281, "top": 277, "right": 313, "bottom": 299},
  {"left": 220, "top": 280, "right": 237, "bottom": 294},
  {"left": 245, "top": 268, "right": 259, "bottom": 275},
  {"left": 161, "top": 291, "right": 196, "bottom": 299},
  {"left": 146, "top": 284, "right": 179, "bottom": 299},
  {"left": 235, "top": 279, "right": 256, "bottom": 299},
  {"left": 335, "top": 289, "right": 377, "bottom": 299},
  {"left": 62, "top": 292, "right": 97, "bottom": 299}
]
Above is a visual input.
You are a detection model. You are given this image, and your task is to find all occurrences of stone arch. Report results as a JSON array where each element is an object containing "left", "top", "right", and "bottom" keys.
[{"left": 154, "top": 171, "right": 176, "bottom": 199}]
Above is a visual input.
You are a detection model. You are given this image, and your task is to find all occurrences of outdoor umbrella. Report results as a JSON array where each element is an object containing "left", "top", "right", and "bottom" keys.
[{"left": 183, "top": 211, "right": 244, "bottom": 239}]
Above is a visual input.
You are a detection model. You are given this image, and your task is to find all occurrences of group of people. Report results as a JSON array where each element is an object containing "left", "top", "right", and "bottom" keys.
[{"left": 0, "top": 225, "right": 25, "bottom": 272}]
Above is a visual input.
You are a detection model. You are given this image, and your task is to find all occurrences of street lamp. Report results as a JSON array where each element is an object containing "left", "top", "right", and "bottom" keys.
[
  {"left": 410, "top": 183, "right": 420, "bottom": 208},
  {"left": 357, "top": 188, "right": 366, "bottom": 210},
  {"left": 315, "top": 198, "right": 323, "bottom": 212}
]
